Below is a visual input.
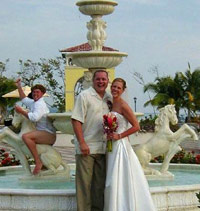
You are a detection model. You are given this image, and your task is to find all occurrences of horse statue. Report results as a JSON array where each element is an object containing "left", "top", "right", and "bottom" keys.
[
  {"left": 135, "top": 104, "right": 198, "bottom": 176},
  {"left": 0, "top": 110, "right": 70, "bottom": 179}
]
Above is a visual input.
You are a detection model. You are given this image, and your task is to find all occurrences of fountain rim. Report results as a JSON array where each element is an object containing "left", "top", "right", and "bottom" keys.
[
  {"left": 48, "top": 112, "right": 72, "bottom": 118},
  {"left": 0, "top": 184, "right": 200, "bottom": 195},
  {"left": 76, "top": 0, "right": 118, "bottom": 7},
  {"left": 65, "top": 51, "right": 128, "bottom": 69},
  {"left": 48, "top": 112, "right": 143, "bottom": 117},
  {"left": 0, "top": 188, "right": 75, "bottom": 196},
  {"left": 66, "top": 51, "right": 128, "bottom": 57},
  {"left": 151, "top": 162, "right": 200, "bottom": 170}
]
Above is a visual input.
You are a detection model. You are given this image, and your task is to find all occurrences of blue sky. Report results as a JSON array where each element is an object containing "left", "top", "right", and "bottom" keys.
[{"left": 0, "top": 0, "right": 200, "bottom": 113}]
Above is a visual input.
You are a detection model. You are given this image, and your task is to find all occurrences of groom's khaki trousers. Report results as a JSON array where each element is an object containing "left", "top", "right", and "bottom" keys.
[{"left": 76, "top": 154, "right": 106, "bottom": 211}]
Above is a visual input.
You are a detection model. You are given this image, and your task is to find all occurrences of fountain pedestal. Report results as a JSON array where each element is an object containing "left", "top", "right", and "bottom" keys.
[
  {"left": 63, "top": 0, "right": 127, "bottom": 71},
  {"left": 48, "top": 112, "right": 74, "bottom": 135}
]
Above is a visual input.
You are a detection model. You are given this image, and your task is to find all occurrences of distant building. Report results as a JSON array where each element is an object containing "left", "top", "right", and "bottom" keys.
[{"left": 60, "top": 43, "right": 116, "bottom": 111}]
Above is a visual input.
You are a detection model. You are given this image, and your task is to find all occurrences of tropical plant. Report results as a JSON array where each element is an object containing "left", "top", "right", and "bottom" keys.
[
  {"left": 143, "top": 76, "right": 183, "bottom": 116},
  {"left": 179, "top": 64, "right": 200, "bottom": 120},
  {"left": 143, "top": 64, "right": 200, "bottom": 119}
]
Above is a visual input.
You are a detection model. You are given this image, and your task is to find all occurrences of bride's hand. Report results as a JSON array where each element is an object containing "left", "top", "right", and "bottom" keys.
[{"left": 107, "top": 133, "right": 121, "bottom": 141}]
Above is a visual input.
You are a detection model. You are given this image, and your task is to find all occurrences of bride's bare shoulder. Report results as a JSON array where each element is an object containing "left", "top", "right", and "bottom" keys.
[
  {"left": 121, "top": 99, "right": 129, "bottom": 108},
  {"left": 121, "top": 100, "right": 132, "bottom": 114}
]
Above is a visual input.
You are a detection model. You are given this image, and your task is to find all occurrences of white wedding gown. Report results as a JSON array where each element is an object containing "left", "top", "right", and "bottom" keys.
[{"left": 104, "top": 112, "right": 156, "bottom": 211}]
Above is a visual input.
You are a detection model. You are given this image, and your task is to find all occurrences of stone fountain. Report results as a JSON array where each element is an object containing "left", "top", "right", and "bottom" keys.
[
  {"left": 0, "top": 0, "right": 199, "bottom": 210},
  {"left": 48, "top": 0, "right": 128, "bottom": 134},
  {"left": 66, "top": 0, "right": 128, "bottom": 71}
]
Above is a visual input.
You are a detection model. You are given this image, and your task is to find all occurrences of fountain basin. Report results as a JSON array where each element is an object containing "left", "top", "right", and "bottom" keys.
[
  {"left": 0, "top": 189, "right": 76, "bottom": 211},
  {"left": 0, "top": 164, "right": 76, "bottom": 211},
  {"left": 0, "top": 164, "right": 199, "bottom": 210},
  {"left": 48, "top": 111, "right": 143, "bottom": 135},
  {"left": 66, "top": 51, "right": 128, "bottom": 69},
  {"left": 0, "top": 185, "right": 199, "bottom": 211},
  {"left": 76, "top": 0, "right": 118, "bottom": 16}
]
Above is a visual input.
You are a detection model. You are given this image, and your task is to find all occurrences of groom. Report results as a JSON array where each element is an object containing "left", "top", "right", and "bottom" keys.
[{"left": 71, "top": 70, "right": 111, "bottom": 211}]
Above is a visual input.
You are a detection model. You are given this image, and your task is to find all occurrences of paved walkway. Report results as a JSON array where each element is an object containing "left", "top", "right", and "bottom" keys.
[
  {"left": 53, "top": 133, "right": 76, "bottom": 164},
  {"left": 54, "top": 146, "right": 75, "bottom": 164}
]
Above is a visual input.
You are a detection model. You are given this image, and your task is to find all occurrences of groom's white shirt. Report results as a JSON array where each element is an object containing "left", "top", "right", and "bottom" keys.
[{"left": 72, "top": 87, "right": 111, "bottom": 154}]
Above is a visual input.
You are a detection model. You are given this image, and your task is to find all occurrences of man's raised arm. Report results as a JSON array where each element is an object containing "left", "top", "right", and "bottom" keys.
[{"left": 16, "top": 78, "right": 26, "bottom": 100}]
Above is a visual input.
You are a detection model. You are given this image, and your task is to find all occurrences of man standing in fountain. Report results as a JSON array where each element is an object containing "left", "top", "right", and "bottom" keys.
[
  {"left": 15, "top": 79, "right": 56, "bottom": 175},
  {"left": 71, "top": 70, "right": 111, "bottom": 211}
]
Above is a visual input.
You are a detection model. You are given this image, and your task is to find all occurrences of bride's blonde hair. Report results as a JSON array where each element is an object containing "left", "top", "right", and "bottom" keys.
[{"left": 112, "top": 78, "right": 127, "bottom": 90}]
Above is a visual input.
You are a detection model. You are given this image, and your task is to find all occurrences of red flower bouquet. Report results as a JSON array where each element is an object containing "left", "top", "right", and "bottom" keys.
[{"left": 103, "top": 112, "right": 118, "bottom": 152}]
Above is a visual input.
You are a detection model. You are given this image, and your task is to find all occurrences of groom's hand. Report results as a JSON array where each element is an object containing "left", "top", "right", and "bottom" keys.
[{"left": 80, "top": 142, "right": 90, "bottom": 156}]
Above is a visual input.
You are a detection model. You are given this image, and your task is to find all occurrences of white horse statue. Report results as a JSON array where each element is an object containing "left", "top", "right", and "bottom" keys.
[
  {"left": 135, "top": 104, "right": 198, "bottom": 176},
  {"left": 0, "top": 110, "right": 70, "bottom": 179}
]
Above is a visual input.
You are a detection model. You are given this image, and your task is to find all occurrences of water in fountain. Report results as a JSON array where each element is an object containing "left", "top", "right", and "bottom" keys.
[{"left": 1, "top": 165, "right": 200, "bottom": 190}]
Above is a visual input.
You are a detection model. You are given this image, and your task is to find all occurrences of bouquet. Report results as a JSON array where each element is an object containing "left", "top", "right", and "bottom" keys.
[{"left": 103, "top": 112, "right": 118, "bottom": 152}]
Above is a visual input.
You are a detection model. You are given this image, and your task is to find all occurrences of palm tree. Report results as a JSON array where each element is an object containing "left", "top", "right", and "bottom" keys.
[
  {"left": 180, "top": 65, "right": 200, "bottom": 120},
  {"left": 143, "top": 76, "right": 184, "bottom": 116},
  {"left": 143, "top": 64, "right": 200, "bottom": 120},
  {"left": 192, "top": 69, "right": 200, "bottom": 112}
]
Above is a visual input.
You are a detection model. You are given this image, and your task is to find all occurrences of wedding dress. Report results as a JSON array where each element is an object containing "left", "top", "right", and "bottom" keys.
[{"left": 104, "top": 112, "right": 156, "bottom": 211}]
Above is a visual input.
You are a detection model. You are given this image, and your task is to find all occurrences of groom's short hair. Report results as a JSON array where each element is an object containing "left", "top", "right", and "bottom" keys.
[{"left": 92, "top": 69, "right": 108, "bottom": 81}]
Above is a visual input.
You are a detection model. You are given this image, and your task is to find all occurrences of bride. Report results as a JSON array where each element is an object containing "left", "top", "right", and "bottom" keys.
[{"left": 104, "top": 78, "right": 156, "bottom": 211}]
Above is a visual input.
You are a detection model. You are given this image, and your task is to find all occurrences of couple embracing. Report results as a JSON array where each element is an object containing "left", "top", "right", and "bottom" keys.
[{"left": 71, "top": 70, "right": 156, "bottom": 211}]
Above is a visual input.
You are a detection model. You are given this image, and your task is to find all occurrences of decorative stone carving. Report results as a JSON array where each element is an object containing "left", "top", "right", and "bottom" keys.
[
  {"left": 76, "top": 0, "right": 118, "bottom": 16},
  {"left": 48, "top": 112, "right": 74, "bottom": 135},
  {"left": 67, "top": 51, "right": 127, "bottom": 69},
  {"left": 135, "top": 105, "right": 198, "bottom": 178},
  {"left": 82, "top": 71, "right": 93, "bottom": 89},
  {"left": 67, "top": 0, "right": 127, "bottom": 70},
  {"left": 87, "top": 16, "right": 107, "bottom": 51},
  {"left": 0, "top": 110, "right": 70, "bottom": 178}
]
